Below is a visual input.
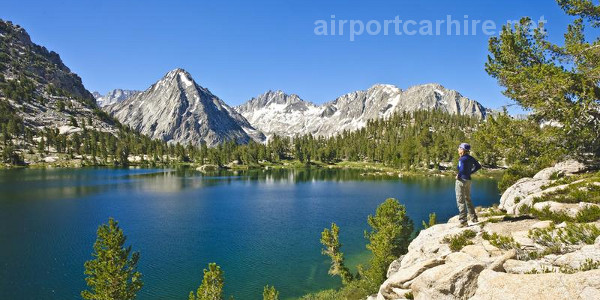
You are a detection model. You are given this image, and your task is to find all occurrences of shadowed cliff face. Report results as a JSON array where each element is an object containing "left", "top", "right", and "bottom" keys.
[
  {"left": 106, "top": 68, "right": 265, "bottom": 147},
  {"left": 0, "top": 19, "right": 96, "bottom": 105},
  {"left": 235, "top": 83, "right": 487, "bottom": 139}
]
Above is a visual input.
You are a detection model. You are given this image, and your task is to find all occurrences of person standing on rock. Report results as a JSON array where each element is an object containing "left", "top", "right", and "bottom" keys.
[{"left": 456, "top": 143, "right": 481, "bottom": 227}]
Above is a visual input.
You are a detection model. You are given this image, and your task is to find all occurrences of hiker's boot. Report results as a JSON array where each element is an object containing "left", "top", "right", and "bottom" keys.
[{"left": 469, "top": 215, "right": 479, "bottom": 223}]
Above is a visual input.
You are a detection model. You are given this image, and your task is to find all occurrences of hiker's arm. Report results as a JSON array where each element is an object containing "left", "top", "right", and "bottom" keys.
[{"left": 472, "top": 158, "right": 482, "bottom": 174}]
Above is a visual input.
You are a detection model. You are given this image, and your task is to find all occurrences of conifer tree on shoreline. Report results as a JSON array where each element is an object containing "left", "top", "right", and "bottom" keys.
[{"left": 82, "top": 218, "right": 143, "bottom": 300}]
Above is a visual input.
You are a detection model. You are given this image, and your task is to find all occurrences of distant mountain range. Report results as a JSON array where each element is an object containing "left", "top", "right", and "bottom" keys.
[
  {"left": 235, "top": 84, "right": 487, "bottom": 138},
  {"left": 1, "top": 18, "right": 490, "bottom": 147},
  {"left": 104, "top": 73, "right": 488, "bottom": 144},
  {"left": 93, "top": 89, "right": 139, "bottom": 107}
]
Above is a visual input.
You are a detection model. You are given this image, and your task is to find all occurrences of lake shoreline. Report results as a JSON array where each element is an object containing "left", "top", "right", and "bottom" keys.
[{"left": 3, "top": 156, "right": 505, "bottom": 180}]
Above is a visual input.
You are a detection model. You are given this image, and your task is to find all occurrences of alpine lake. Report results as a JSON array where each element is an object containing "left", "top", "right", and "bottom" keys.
[{"left": 0, "top": 167, "right": 500, "bottom": 299}]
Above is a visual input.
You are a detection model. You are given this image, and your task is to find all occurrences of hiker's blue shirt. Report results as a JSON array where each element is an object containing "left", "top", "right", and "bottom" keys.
[{"left": 457, "top": 154, "right": 481, "bottom": 180}]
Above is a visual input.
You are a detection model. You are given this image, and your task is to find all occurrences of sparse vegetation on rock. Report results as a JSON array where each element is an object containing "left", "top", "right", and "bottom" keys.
[{"left": 443, "top": 229, "right": 477, "bottom": 251}]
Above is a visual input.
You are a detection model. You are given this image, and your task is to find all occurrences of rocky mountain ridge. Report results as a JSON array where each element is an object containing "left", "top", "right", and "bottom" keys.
[
  {"left": 0, "top": 20, "right": 95, "bottom": 103},
  {"left": 0, "top": 19, "right": 116, "bottom": 133},
  {"left": 235, "top": 83, "right": 488, "bottom": 139},
  {"left": 105, "top": 68, "right": 265, "bottom": 147}
]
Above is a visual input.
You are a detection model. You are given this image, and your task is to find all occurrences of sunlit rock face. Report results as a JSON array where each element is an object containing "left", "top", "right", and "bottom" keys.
[{"left": 106, "top": 68, "right": 265, "bottom": 147}]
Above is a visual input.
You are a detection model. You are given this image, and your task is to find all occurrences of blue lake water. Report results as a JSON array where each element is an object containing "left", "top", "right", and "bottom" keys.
[{"left": 0, "top": 168, "right": 500, "bottom": 299}]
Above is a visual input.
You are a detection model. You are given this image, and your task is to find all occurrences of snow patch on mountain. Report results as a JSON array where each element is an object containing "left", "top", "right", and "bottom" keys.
[
  {"left": 94, "top": 89, "right": 139, "bottom": 107},
  {"left": 236, "top": 83, "right": 487, "bottom": 139},
  {"left": 179, "top": 72, "right": 193, "bottom": 88}
]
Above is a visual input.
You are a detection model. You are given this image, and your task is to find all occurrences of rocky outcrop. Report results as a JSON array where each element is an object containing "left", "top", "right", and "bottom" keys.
[
  {"left": 375, "top": 216, "right": 600, "bottom": 299},
  {"left": 374, "top": 160, "right": 600, "bottom": 300},
  {"left": 533, "top": 160, "right": 588, "bottom": 180},
  {"left": 410, "top": 253, "right": 485, "bottom": 299},
  {"left": 236, "top": 84, "right": 487, "bottom": 139},
  {"left": 471, "top": 269, "right": 600, "bottom": 300},
  {"left": 499, "top": 160, "right": 587, "bottom": 214}
]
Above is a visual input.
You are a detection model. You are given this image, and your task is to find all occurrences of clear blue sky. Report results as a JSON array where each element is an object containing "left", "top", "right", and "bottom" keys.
[{"left": 0, "top": 0, "right": 578, "bottom": 111}]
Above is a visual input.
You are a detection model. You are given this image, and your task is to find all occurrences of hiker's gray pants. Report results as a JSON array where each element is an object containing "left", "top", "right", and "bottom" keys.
[{"left": 456, "top": 179, "right": 476, "bottom": 223}]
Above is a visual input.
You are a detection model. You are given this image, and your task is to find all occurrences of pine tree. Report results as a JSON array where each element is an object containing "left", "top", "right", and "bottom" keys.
[
  {"left": 116, "top": 142, "right": 130, "bottom": 166},
  {"left": 262, "top": 285, "right": 279, "bottom": 300},
  {"left": 56, "top": 100, "right": 65, "bottom": 111},
  {"left": 37, "top": 136, "right": 45, "bottom": 153},
  {"left": 422, "top": 212, "right": 437, "bottom": 229},
  {"left": 70, "top": 116, "right": 78, "bottom": 127},
  {"left": 189, "top": 263, "right": 225, "bottom": 300},
  {"left": 363, "top": 198, "right": 413, "bottom": 290},
  {"left": 2, "top": 145, "right": 23, "bottom": 165},
  {"left": 486, "top": 0, "right": 600, "bottom": 156},
  {"left": 320, "top": 223, "right": 353, "bottom": 284},
  {"left": 81, "top": 218, "right": 143, "bottom": 300}
]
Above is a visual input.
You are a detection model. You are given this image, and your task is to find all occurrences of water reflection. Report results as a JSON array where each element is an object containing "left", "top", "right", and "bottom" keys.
[
  {"left": 200, "top": 168, "right": 401, "bottom": 183},
  {"left": 0, "top": 167, "right": 500, "bottom": 203}
]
